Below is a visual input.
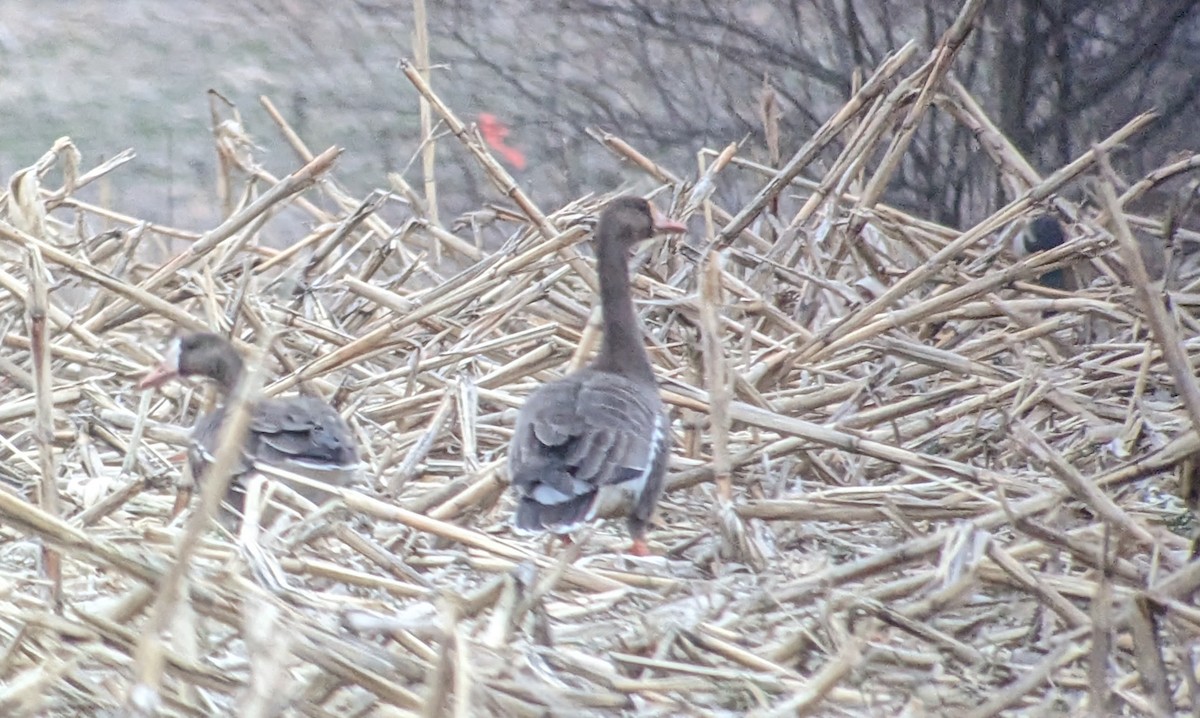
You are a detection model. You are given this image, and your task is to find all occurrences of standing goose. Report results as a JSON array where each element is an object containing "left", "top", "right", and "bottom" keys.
[
  {"left": 508, "top": 196, "right": 686, "bottom": 555},
  {"left": 139, "top": 332, "right": 363, "bottom": 520}
]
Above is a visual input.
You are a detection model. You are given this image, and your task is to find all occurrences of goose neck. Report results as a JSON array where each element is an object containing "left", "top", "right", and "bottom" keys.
[{"left": 592, "top": 238, "right": 654, "bottom": 380}]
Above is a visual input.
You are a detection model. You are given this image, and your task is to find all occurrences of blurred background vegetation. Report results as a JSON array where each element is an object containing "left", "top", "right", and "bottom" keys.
[{"left": 2, "top": 0, "right": 1197, "bottom": 231}]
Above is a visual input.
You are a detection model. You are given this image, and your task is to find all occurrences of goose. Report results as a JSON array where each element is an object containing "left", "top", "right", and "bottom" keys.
[
  {"left": 139, "top": 332, "right": 363, "bottom": 521},
  {"left": 508, "top": 196, "right": 686, "bottom": 556}
]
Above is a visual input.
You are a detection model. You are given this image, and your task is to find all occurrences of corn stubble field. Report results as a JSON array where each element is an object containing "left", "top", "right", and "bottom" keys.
[{"left": 2, "top": 6, "right": 1200, "bottom": 718}]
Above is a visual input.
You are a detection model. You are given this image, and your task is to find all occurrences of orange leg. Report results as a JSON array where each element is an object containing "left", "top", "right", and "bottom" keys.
[
  {"left": 170, "top": 486, "right": 194, "bottom": 521},
  {"left": 629, "top": 538, "right": 650, "bottom": 557},
  {"left": 545, "top": 533, "right": 574, "bottom": 554}
]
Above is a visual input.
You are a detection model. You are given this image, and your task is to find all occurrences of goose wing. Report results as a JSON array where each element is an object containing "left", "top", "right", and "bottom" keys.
[
  {"left": 188, "top": 396, "right": 362, "bottom": 505},
  {"left": 509, "top": 370, "right": 667, "bottom": 532},
  {"left": 249, "top": 396, "right": 361, "bottom": 473}
]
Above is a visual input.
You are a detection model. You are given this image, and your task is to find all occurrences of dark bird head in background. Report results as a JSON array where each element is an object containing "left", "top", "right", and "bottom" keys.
[
  {"left": 1014, "top": 214, "right": 1066, "bottom": 257},
  {"left": 1012, "top": 214, "right": 1068, "bottom": 290}
]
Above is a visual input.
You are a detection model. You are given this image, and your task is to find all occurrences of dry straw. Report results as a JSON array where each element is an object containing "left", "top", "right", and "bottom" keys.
[{"left": 0, "top": 3, "right": 1199, "bottom": 715}]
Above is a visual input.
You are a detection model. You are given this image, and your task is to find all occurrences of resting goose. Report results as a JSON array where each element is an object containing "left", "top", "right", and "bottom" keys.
[
  {"left": 508, "top": 196, "right": 686, "bottom": 555},
  {"left": 139, "top": 332, "right": 362, "bottom": 520}
]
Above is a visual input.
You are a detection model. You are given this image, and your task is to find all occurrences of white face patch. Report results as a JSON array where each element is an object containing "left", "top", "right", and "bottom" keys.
[
  {"left": 1010, "top": 228, "right": 1031, "bottom": 258},
  {"left": 163, "top": 337, "right": 182, "bottom": 372}
]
